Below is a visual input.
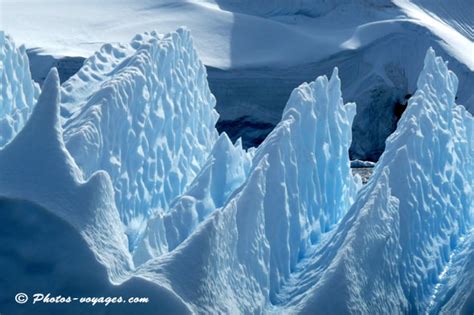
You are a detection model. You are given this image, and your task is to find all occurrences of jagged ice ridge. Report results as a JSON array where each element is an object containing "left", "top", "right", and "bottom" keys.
[{"left": 0, "top": 28, "right": 472, "bottom": 314}]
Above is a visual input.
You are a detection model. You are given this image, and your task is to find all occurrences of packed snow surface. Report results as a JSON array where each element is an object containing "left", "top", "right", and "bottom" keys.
[{"left": 0, "top": 28, "right": 473, "bottom": 314}]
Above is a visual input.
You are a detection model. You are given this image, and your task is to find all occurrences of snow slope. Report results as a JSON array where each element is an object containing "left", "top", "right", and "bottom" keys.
[
  {"left": 2, "top": 0, "right": 472, "bottom": 70},
  {"left": 0, "top": 32, "right": 40, "bottom": 148},
  {"left": 0, "top": 68, "right": 132, "bottom": 280},
  {"left": 0, "top": 198, "right": 192, "bottom": 315},
  {"left": 61, "top": 29, "right": 219, "bottom": 246}
]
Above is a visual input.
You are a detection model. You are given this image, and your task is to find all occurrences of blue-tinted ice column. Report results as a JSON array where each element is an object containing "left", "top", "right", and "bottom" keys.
[
  {"left": 295, "top": 48, "right": 473, "bottom": 314},
  {"left": 136, "top": 69, "right": 359, "bottom": 313},
  {"left": 0, "top": 33, "right": 40, "bottom": 147},
  {"left": 62, "top": 29, "right": 219, "bottom": 243}
]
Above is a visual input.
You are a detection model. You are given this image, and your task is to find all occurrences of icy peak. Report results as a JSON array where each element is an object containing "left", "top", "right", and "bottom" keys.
[
  {"left": 61, "top": 29, "right": 219, "bottom": 244},
  {"left": 287, "top": 48, "right": 473, "bottom": 314},
  {"left": 0, "top": 32, "right": 40, "bottom": 148},
  {"left": 135, "top": 67, "right": 360, "bottom": 312}
]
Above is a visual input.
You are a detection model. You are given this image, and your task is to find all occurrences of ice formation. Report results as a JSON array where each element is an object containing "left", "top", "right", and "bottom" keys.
[
  {"left": 0, "top": 32, "right": 40, "bottom": 148},
  {"left": 135, "top": 68, "right": 359, "bottom": 313},
  {"left": 61, "top": 28, "right": 219, "bottom": 244},
  {"left": 134, "top": 132, "right": 253, "bottom": 264},
  {"left": 0, "top": 69, "right": 133, "bottom": 280},
  {"left": 276, "top": 48, "right": 474, "bottom": 314},
  {"left": 427, "top": 231, "right": 474, "bottom": 314},
  {"left": 0, "top": 28, "right": 472, "bottom": 314}
]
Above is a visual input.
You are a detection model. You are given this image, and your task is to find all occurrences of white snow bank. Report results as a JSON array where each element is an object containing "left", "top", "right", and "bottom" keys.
[{"left": 0, "top": 32, "right": 40, "bottom": 147}]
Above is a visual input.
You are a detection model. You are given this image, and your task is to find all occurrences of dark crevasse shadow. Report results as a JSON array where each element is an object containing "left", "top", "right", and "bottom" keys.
[{"left": 27, "top": 49, "right": 85, "bottom": 86}]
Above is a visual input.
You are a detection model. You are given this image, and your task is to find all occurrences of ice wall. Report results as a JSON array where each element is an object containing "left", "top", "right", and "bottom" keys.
[
  {"left": 61, "top": 28, "right": 219, "bottom": 243},
  {"left": 0, "top": 32, "right": 40, "bottom": 148}
]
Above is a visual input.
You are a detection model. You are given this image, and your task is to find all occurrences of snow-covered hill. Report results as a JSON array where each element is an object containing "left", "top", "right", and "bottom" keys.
[{"left": 2, "top": 0, "right": 473, "bottom": 160}]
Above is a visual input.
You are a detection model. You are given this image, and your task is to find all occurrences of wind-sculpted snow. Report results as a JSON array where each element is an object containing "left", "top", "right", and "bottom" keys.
[
  {"left": 278, "top": 48, "right": 474, "bottom": 314},
  {"left": 61, "top": 28, "right": 219, "bottom": 244},
  {"left": 0, "top": 32, "right": 40, "bottom": 148},
  {"left": 133, "top": 133, "right": 253, "bottom": 264},
  {"left": 136, "top": 69, "right": 359, "bottom": 313}
]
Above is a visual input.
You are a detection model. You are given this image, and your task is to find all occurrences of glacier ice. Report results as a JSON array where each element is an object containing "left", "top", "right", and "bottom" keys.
[
  {"left": 134, "top": 68, "right": 359, "bottom": 313},
  {"left": 133, "top": 132, "right": 253, "bottom": 264},
  {"left": 428, "top": 231, "right": 474, "bottom": 314},
  {"left": 0, "top": 28, "right": 473, "bottom": 315},
  {"left": 0, "top": 68, "right": 132, "bottom": 280},
  {"left": 61, "top": 28, "right": 219, "bottom": 246},
  {"left": 275, "top": 48, "right": 473, "bottom": 314},
  {"left": 0, "top": 67, "right": 193, "bottom": 314},
  {"left": 0, "top": 32, "right": 40, "bottom": 148}
]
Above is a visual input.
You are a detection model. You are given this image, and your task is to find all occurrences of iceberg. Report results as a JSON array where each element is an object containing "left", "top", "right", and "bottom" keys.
[
  {"left": 0, "top": 68, "right": 193, "bottom": 314},
  {"left": 0, "top": 28, "right": 472, "bottom": 314},
  {"left": 60, "top": 28, "right": 219, "bottom": 245},
  {"left": 0, "top": 68, "right": 132, "bottom": 280},
  {"left": 134, "top": 68, "right": 359, "bottom": 313},
  {"left": 276, "top": 48, "right": 473, "bottom": 314},
  {"left": 0, "top": 32, "right": 40, "bottom": 148}
]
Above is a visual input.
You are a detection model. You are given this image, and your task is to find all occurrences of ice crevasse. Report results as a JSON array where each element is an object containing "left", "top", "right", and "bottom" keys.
[{"left": 0, "top": 27, "right": 473, "bottom": 314}]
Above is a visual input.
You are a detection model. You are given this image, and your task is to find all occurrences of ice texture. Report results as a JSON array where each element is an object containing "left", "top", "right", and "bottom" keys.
[
  {"left": 278, "top": 48, "right": 474, "bottom": 314},
  {"left": 133, "top": 132, "right": 253, "bottom": 264},
  {"left": 61, "top": 28, "right": 219, "bottom": 244},
  {"left": 1, "top": 29, "right": 473, "bottom": 314},
  {"left": 135, "top": 68, "right": 359, "bottom": 313},
  {"left": 0, "top": 32, "right": 40, "bottom": 148}
]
